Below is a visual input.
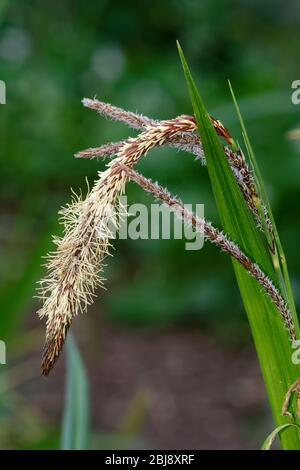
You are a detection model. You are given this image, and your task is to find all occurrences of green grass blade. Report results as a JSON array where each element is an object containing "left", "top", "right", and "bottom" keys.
[
  {"left": 177, "top": 42, "right": 300, "bottom": 449},
  {"left": 61, "top": 334, "right": 90, "bottom": 450},
  {"left": 261, "top": 423, "right": 300, "bottom": 450},
  {"left": 177, "top": 42, "right": 272, "bottom": 275}
]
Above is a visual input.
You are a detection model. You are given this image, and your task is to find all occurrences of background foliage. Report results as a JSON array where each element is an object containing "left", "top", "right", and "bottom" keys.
[{"left": 0, "top": 0, "right": 300, "bottom": 449}]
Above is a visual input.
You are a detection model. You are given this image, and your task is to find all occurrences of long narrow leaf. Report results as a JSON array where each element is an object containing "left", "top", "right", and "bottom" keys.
[
  {"left": 261, "top": 423, "right": 300, "bottom": 450},
  {"left": 177, "top": 42, "right": 300, "bottom": 449},
  {"left": 61, "top": 335, "right": 90, "bottom": 450}
]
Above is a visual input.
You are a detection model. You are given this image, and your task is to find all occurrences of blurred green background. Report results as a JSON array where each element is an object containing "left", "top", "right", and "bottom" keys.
[{"left": 1, "top": 0, "right": 300, "bottom": 449}]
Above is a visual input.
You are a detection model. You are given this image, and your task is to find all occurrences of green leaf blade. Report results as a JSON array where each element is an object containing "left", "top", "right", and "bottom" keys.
[
  {"left": 261, "top": 423, "right": 300, "bottom": 450},
  {"left": 228, "top": 80, "right": 299, "bottom": 329},
  {"left": 178, "top": 42, "right": 300, "bottom": 450},
  {"left": 177, "top": 43, "right": 275, "bottom": 279},
  {"left": 61, "top": 335, "right": 90, "bottom": 450}
]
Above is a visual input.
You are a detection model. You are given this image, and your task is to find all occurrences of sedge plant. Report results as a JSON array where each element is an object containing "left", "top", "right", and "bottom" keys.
[{"left": 36, "top": 45, "right": 300, "bottom": 449}]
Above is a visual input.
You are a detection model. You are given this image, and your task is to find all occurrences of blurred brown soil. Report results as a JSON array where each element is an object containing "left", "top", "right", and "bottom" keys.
[{"left": 25, "top": 315, "right": 268, "bottom": 450}]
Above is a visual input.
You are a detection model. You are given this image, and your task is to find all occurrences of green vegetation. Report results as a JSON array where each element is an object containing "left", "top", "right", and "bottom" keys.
[{"left": 1, "top": 0, "right": 300, "bottom": 450}]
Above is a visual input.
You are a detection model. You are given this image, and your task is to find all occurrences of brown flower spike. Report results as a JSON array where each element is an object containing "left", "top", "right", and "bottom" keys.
[
  {"left": 38, "top": 114, "right": 198, "bottom": 375},
  {"left": 37, "top": 98, "right": 294, "bottom": 375}
]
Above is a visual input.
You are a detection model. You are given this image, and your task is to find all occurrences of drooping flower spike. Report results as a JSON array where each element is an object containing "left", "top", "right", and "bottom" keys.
[
  {"left": 38, "top": 114, "right": 200, "bottom": 375},
  {"left": 37, "top": 99, "right": 286, "bottom": 376}
]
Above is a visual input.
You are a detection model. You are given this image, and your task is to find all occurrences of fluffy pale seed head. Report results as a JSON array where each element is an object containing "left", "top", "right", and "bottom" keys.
[{"left": 38, "top": 116, "right": 198, "bottom": 375}]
